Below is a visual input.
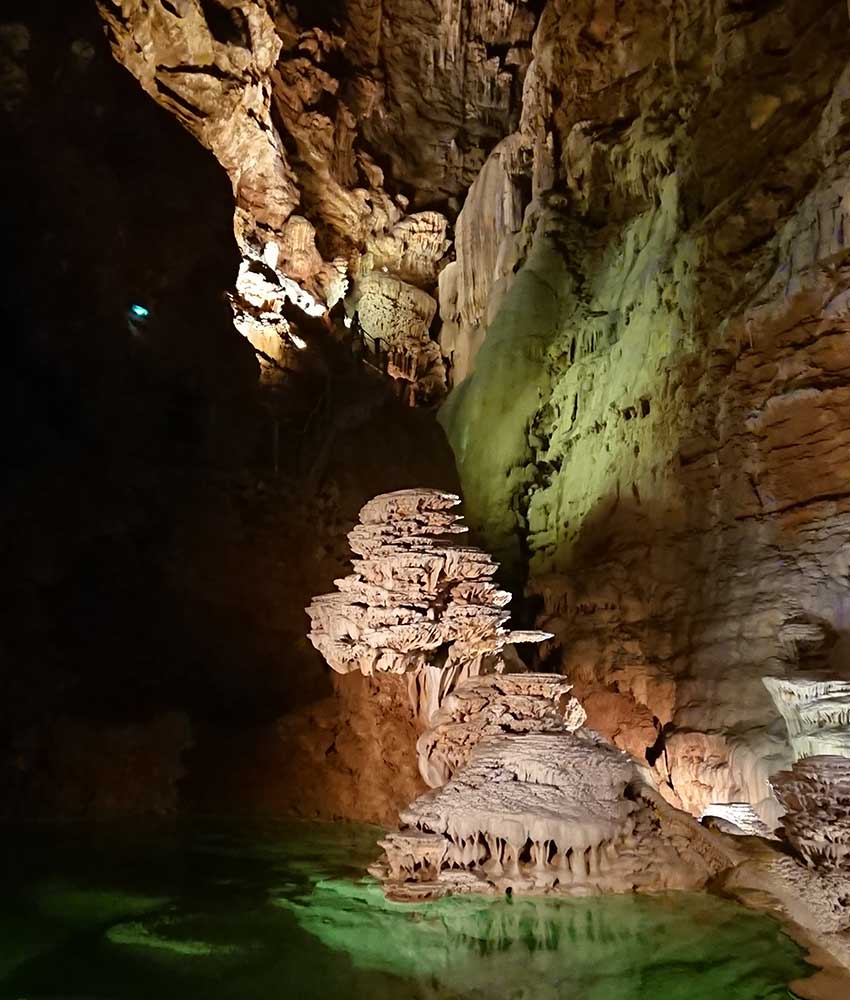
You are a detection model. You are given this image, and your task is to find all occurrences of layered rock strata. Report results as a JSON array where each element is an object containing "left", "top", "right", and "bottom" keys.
[{"left": 306, "top": 489, "right": 550, "bottom": 723}]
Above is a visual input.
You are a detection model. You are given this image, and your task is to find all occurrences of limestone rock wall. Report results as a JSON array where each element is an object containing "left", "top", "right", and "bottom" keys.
[
  {"left": 92, "top": 0, "right": 850, "bottom": 824},
  {"left": 439, "top": 0, "right": 850, "bottom": 820},
  {"left": 98, "top": 0, "right": 534, "bottom": 381}
]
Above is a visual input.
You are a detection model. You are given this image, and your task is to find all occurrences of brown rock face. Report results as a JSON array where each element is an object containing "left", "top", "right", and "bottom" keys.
[
  {"left": 438, "top": 0, "right": 850, "bottom": 824},
  {"left": 97, "top": 0, "right": 850, "bottom": 827},
  {"left": 98, "top": 0, "right": 534, "bottom": 382}
]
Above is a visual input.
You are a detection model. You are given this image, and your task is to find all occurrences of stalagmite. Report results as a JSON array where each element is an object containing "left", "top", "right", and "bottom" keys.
[
  {"left": 416, "top": 672, "right": 586, "bottom": 787},
  {"left": 306, "top": 489, "right": 550, "bottom": 722},
  {"left": 308, "top": 489, "right": 738, "bottom": 902}
]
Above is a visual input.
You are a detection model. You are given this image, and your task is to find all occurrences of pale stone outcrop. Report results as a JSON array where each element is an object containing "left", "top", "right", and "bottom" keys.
[
  {"left": 772, "top": 755, "right": 850, "bottom": 872},
  {"left": 306, "top": 489, "right": 550, "bottom": 724},
  {"left": 350, "top": 274, "right": 446, "bottom": 403},
  {"left": 764, "top": 676, "right": 850, "bottom": 761},
  {"left": 700, "top": 803, "right": 779, "bottom": 840}
]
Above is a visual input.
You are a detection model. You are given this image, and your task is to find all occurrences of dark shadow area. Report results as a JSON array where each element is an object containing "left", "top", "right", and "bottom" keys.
[{"left": 0, "top": 2, "right": 458, "bottom": 820}]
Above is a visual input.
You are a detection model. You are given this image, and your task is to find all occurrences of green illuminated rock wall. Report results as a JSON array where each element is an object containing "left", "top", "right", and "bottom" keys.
[{"left": 439, "top": 0, "right": 850, "bottom": 822}]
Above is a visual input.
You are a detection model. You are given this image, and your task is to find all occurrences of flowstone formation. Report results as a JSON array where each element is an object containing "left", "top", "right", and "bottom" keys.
[
  {"left": 434, "top": 0, "right": 850, "bottom": 832},
  {"left": 763, "top": 676, "right": 850, "bottom": 761},
  {"left": 372, "top": 672, "right": 736, "bottom": 901},
  {"left": 306, "top": 489, "right": 550, "bottom": 724},
  {"left": 416, "top": 672, "right": 587, "bottom": 788}
]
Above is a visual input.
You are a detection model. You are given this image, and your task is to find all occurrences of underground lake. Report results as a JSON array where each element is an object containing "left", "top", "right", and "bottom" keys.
[{"left": 0, "top": 820, "right": 813, "bottom": 999}]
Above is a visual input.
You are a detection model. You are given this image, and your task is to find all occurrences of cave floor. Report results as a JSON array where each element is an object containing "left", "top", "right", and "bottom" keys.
[{"left": 0, "top": 819, "right": 813, "bottom": 999}]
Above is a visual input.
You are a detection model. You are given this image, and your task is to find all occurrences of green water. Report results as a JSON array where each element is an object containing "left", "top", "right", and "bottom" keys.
[{"left": 0, "top": 821, "right": 811, "bottom": 999}]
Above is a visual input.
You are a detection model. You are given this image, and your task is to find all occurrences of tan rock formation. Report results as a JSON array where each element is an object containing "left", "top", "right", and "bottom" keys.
[
  {"left": 373, "top": 674, "right": 738, "bottom": 900},
  {"left": 363, "top": 212, "right": 451, "bottom": 289},
  {"left": 98, "top": 0, "right": 531, "bottom": 390},
  {"left": 306, "top": 489, "right": 550, "bottom": 723},
  {"left": 439, "top": 0, "right": 850, "bottom": 827},
  {"left": 416, "top": 671, "right": 586, "bottom": 788},
  {"left": 772, "top": 755, "right": 850, "bottom": 871},
  {"left": 350, "top": 274, "right": 446, "bottom": 403},
  {"left": 764, "top": 676, "right": 850, "bottom": 760}
]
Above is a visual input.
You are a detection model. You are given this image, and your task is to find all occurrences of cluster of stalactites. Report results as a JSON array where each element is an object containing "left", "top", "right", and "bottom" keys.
[
  {"left": 374, "top": 730, "right": 640, "bottom": 899},
  {"left": 763, "top": 676, "right": 850, "bottom": 760},
  {"left": 771, "top": 755, "right": 850, "bottom": 871},
  {"left": 378, "top": 822, "right": 633, "bottom": 896},
  {"left": 305, "top": 490, "right": 550, "bottom": 721}
]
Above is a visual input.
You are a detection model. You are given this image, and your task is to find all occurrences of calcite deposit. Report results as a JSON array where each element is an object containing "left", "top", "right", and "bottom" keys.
[
  {"left": 373, "top": 671, "right": 737, "bottom": 900},
  {"left": 416, "top": 671, "right": 586, "bottom": 788},
  {"left": 306, "top": 489, "right": 550, "bottom": 723},
  {"left": 772, "top": 756, "right": 850, "bottom": 872},
  {"left": 764, "top": 676, "right": 850, "bottom": 760}
]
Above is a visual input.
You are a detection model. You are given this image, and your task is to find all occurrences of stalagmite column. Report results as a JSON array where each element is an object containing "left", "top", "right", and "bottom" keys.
[
  {"left": 307, "top": 489, "right": 736, "bottom": 903},
  {"left": 306, "top": 488, "right": 550, "bottom": 724}
]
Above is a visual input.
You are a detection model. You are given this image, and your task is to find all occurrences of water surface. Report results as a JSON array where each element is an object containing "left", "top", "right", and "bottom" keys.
[{"left": 0, "top": 820, "right": 810, "bottom": 999}]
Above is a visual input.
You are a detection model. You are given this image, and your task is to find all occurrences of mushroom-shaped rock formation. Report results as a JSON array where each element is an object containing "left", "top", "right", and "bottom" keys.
[
  {"left": 416, "top": 672, "right": 586, "bottom": 788},
  {"left": 763, "top": 676, "right": 850, "bottom": 760},
  {"left": 306, "top": 489, "right": 551, "bottom": 723},
  {"left": 372, "top": 671, "right": 738, "bottom": 901},
  {"left": 772, "top": 755, "right": 850, "bottom": 872}
]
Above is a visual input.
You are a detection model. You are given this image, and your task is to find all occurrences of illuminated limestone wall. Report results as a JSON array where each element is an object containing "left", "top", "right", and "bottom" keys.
[
  {"left": 440, "top": 0, "right": 850, "bottom": 821},
  {"left": 92, "top": 0, "right": 850, "bottom": 824}
]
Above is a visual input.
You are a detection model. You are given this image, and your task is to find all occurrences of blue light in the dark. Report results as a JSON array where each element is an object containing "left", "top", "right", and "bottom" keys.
[{"left": 130, "top": 303, "right": 149, "bottom": 318}]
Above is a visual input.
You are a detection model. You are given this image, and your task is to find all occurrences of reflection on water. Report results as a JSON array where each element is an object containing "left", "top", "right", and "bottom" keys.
[{"left": 0, "top": 821, "right": 810, "bottom": 999}]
